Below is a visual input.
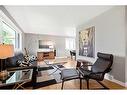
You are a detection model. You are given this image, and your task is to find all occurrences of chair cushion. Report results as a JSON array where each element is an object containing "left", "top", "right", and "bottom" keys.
[
  {"left": 89, "top": 73, "right": 104, "bottom": 81},
  {"left": 78, "top": 67, "right": 92, "bottom": 76},
  {"left": 92, "top": 59, "right": 110, "bottom": 73},
  {"left": 61, "top": 69, "right": 79, "bottom": 80},
  {"left": 78, "top": 67, "right": 105, "bottom": 81},
  {"left": 97, "top": 52, "right": 113, "bottom": 61}
]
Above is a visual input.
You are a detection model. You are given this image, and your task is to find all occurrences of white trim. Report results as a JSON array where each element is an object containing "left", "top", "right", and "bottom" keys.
[
  {"left": 110, "top": 78, "right": 125, "bottom": 87},
  {"left": 105, "top": 74, "right": 126, "bottom": 87}
]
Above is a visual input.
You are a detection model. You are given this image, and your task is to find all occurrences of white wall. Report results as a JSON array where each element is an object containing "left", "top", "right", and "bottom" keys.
[
  {"left": 24, "top": 33, "right": 73, "bottom": 57},
  {"left": 76, "top": 6, "right": 126, "bottom": 83}
]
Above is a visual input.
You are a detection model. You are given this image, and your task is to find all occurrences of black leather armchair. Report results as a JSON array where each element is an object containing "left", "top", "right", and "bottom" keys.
[
  {"left": 61, "top": 52, "right": 113, "bottom": 89},
  {"left": 78, "top": 52, "right": 113, "bottom": 89}
]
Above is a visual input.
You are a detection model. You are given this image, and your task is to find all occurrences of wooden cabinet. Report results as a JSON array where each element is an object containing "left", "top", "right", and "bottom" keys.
[
  {"left": 37, "top": 52, "right": 44, "bottom": 61},
  {"left": 37, "top": 51, "right": 55, "bottom": 61}
]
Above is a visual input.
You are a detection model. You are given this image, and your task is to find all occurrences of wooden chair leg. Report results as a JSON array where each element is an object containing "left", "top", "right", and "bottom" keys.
[
  {"left": 80, "top": 78, "right": 82, "bottom": 89},
  {"left": 61, "top": 80, "right": 64, "bottom": 89},
  {"left": 86, "top": 79, "right": 89, "bottom": 89},
  {"left": 97, "top": 81, "right": 109, "bottom": 89}
]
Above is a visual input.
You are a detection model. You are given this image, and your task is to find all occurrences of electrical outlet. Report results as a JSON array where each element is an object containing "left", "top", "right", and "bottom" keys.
[{"left": 109, "top": 75, "right": 113, "bottom": 80}]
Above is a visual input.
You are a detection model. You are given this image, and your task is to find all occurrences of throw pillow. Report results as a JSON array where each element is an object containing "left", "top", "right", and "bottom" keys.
[{"left": 16, "top": 60, "right": 28, "bottom": 67}]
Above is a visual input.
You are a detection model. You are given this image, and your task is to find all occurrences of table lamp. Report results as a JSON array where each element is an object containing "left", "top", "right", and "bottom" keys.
[{"left": 0, "top": 44, "right": 14, "bottom": 80}]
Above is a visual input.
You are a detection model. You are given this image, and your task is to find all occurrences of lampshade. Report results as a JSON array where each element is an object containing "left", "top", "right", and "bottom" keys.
[{"left": 0, "top": 44, "right": 14, "bottom": 59}]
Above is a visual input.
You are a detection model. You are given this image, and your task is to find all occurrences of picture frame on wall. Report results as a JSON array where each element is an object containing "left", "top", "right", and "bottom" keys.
[{"left": 79, "top": 26, "right": 95, "bottom": 57}]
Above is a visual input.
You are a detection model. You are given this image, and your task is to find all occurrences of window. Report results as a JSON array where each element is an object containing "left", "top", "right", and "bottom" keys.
[
  {"left": 1, "top": 22, "right": 16, "bottom": 46},
  {"left": 0, "top": 21, "right": 21, "bottom": 49},
  {"left": 65, "top": 38, "right": 75, "bottom": 50}
]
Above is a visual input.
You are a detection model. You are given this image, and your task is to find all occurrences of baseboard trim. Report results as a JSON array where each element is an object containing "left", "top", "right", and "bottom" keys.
[{"left": 105, "top": 74, "right": 126, "bottom": 87}]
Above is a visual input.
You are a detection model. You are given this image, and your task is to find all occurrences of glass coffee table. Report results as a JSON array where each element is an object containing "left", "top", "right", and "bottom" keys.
[
  {"left": 44, "top": 58, "right": 67, "bottom": 75},
  {"left": 0, "top": 69, "right": 33, "bottom": 89}
]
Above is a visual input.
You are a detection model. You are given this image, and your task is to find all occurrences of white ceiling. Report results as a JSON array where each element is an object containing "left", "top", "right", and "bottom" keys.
[{"left": 5, "top": 6, "right": 113, "bottom": 37}]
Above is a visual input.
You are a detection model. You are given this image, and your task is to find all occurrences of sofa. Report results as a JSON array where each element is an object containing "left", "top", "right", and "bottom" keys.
[
  {"left": 6, "top": 52, "right": 37, "bottom": 71},
  {"left": 5, "top": 52, "right": 38, "bottom": 88}
]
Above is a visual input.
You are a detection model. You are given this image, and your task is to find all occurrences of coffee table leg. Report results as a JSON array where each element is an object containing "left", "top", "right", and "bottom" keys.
[
  {"left": 13, "top": 82, "right": 26, "bottom": 89},
  {"left": 49, "top": 68, "right": 58, "bottom": 75},
  {"left": 49, "top": 65, "right": 62, "bottom": 75}
]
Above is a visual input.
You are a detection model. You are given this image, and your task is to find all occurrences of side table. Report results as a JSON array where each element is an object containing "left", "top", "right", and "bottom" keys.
[{"left": 0, "top": 69, "right": 33, "bottom": 89}]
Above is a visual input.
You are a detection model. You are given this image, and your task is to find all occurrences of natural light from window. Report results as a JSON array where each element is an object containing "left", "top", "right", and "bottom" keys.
[
  {"left": 0, "top": 21, "right": 21, "bottom": 49},
  {"left": 65, "top": 38, "right": 75, "bottom": 50}
]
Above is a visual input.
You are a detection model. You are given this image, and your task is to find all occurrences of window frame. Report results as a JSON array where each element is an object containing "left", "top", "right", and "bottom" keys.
[{"left": 0, "top": 19, "right": 22, "bottom": 50}]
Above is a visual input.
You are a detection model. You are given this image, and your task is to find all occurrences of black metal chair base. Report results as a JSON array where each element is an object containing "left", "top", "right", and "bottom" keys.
[
  {"left": 96, "top": 81, "right": 109, "bottom": 89},
  {"left": 61, "top": 78, "right": 109, "bottom": 90}
]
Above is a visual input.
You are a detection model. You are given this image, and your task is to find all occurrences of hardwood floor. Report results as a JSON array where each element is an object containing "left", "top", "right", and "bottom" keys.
[
  {"left": 37, "top": 79, "right": 125, "bottom": 90},
  {"left": 37, "top": 58, "right": 126, "bottom": 90}
]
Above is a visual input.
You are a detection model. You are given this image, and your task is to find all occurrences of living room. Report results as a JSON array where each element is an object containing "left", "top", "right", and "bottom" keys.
[{"left": 0, "top": 2, "right": 127, "bottom": 94}]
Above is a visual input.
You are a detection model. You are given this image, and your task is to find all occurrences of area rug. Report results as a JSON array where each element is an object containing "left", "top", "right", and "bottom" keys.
[{"left": 33, "top": 79, "right": 57, "bottom": 89}]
